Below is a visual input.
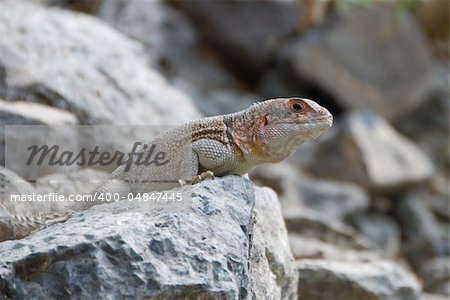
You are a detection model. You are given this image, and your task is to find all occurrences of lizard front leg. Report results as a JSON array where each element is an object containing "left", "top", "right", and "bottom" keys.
[
  {"left": 179, "top": 139, "right": 235, "bottom": 186},
  {"left": 194, "top": 139, "right": 238, "bottom": 175},
  {"left": 178, "top": 150, "right": 216, "bottom": 186}
]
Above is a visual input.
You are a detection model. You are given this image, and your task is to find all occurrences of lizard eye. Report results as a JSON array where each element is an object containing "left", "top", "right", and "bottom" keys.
[
  {"left": 288, "top": 98, "right": 306, "bottom": 113},
  {"left": 292, "top": 103, "right": 302, "bottom": 111}
]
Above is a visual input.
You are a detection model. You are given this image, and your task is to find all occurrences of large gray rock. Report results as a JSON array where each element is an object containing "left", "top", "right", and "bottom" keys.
[
  {"left": 0, "top": 0, "right": 203, "bottom": 178},
  {"left": 0, "top": 0, "right": 200, "bottom": 126},
  {"left": 427, "top": 174, "right": 450, "bottom": 220},
  {"left": 347, "top": 212, "right": 400, "bottom": 258},
  {"left": 0, "top": 176, "right": 297, "bottom": 299},
  {"left": 296, "top": 259, "right": 421, "bottom": 300},
  {"left": 27, "top": 0, "right": 102, "bottom": 14},
  {"left": 285, "top": 210, "right": 372, "bottom": 252},
  {"left": 99, "top": 0, "right": 184, "bottom": 67},
  {"left": 0, "top": 99, "right": 78, "bottom": 176},
  {"left": 175, "top": 0, "right": 300, "bottom": 81},
  {"left": 419, "top": 257, "right": 450, "bottom": 296},
  {"left": 422, "top": 293, "right": 450, "bottom": 300},
  {"left": 395, "top": 188, "right": 448, "bottom": 269},
  {"left": 263, "top": 5, "right": 440, "bottom": 121},
  {"left": 395, "top": 76, "right": 449, "bottom": 175},
  {"left": 249, "top": 187, "right": 298, "bottom": 299},
  {"left": 251, "top": 162, "right": 370, "bottom": 221},
  {"left": 308, "top": 110, "right": 435, "bottom": 193},
  {"left": 286, "top": 208, "right": 378, "bottom": 262},
  {"left": 289, "top": 233, "right": 378, "bottom": 262},
  {"left": 98, "top": 0, "right": 257, "bottom": 117}
]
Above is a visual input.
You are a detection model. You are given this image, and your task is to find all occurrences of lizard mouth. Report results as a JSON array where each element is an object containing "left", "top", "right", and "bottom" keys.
[{"left": 278, "top": 115, "right": 333, "bottom": 128}]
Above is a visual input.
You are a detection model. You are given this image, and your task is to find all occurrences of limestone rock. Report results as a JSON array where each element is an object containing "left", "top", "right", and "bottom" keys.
[
  {"left": 419, "top": 257, "right": 450, "bottom": 296},
  {"left": 175, "top": 0, "right": 300, "bottom": 81},
  {"left": 251, "top": 163, "right": 370, "bottom": 221},
  {"left": 395, "top": 80, "right": 449, "bottom": 176},
  {"left": 0, "top": 176, "right": 297, "bottom": 299},
  {"left": 308, "top": 110, "right": 435, "bottom": 193},
  {"left": 395, "top": 188, "right": 448, "bottom": 269},
  {"left": 0, "top": 0, "right": 200, "bottom": 126},
  {"left": 0, "top": 99, "right": 78, "bottom": 176},
  {"left": 347, "top": 212, "right": 400, "bottom": 258},
  {"left": 264, "top": 5, "right": 440, "bottom": 121},
  {"left": 98, "top": 0, "right": 258, "bottom": 116},
  {"left": 296, "top": 259, "right": 421, "bottom": 300},
  {"left": 249, "top": 187, "right": 297, "bottom": 299},
  {"left": 285, "top": 210, "right": 371, "bottom": 251}
]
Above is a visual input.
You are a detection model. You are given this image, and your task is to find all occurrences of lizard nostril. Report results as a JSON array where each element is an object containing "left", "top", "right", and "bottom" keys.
[{"left": 319, "top": 109, "right": 326, "bottom": 115}]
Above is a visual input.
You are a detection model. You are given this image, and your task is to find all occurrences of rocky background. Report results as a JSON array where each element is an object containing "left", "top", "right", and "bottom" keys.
[{"left": 0, "top": 0, "right": 448, "bottom": 299}]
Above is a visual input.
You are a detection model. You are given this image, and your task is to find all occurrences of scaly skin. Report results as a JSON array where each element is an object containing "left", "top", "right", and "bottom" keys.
[
  {"left": 94, "top": 97, "right": 333, "bottom": 196},
  {"left": 5, "top": 97, "right": 332, "bottom": 240}
]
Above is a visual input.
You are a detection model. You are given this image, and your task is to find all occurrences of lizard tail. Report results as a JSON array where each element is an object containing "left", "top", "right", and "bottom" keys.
[{"left": 10, "top": 210, "right": 74, "bottom": 239}]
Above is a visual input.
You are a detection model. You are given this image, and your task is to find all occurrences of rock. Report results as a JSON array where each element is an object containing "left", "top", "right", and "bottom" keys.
[
  {"left": 0, "top": 0, "right": 200, "bottom": 126},
  {"left": 264, "top": 4, "right": 440, "bottom": 120},
  {"left": 284, "top": 210, "right": 371, "bottom": 251},
  {"left": 308, "top": 110, "right": 435, "bottom": 193},
  {"left": 347, "top": 212, "right": 400, "bottom": 258},
  {"left": 0, "top": 99, "right": 77, "bottom": 125},
  {"left": 251, "top": 163, "right": 370, "bottom": 221},
  {"left": 28, "top": 0, "right": 102, "bottom": 14},
  {"left": 427, "top": 174, "right": 450, "bottom": 220},
  {"left": 298, "top": 177, "right": 369, "bottom": 220},
  {"left": 98, "top": 0, "right": 182, "bottom": 67},
  {"left": 249, "top": 187, "right": 297, "bottom": 299},
  {"left": 419, "top": 257, "right": 450, "bottom": 296},
  {"left": 98, "top": 0, "right": 257, "bottom": 116},
  {"left": 289, "top": 233, "right": 379, "bottom": 261},
  {"left": 175, "top": 0, "right": 300, "bottom": 81},
  {"left": 0, "top": 0, "right": 203, "bottom": 177},
  {"left": 395, "top": 188, "right": 448, "bottom": 269},
  {"left": 250, "top": 162, "right": 302, "bottom": 205},
  {"left": 0, "top": 176, "right": 297, "bottom": 299},
  {"left": 395, "top": 79, "right": 449, "bottom": 175},
  {"left": 296, "top": 259, "right": 421, "bottom": 300},
  {"left": 0, "top": 99, "right": 78, "bottom": 175},
  {"left": 198, "top": 89, "right": 258, "bottom": 117},
  {"left": 58, "top": 0, "right": 102, "bottom": 14},
  {"left": 422, "top": 293, "right": 450, "bottom": 300}
]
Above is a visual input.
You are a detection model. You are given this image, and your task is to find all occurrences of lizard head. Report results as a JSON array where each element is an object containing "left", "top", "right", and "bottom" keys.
[{"left": 250, "top": 97, "right": 333, "bottom": 162}]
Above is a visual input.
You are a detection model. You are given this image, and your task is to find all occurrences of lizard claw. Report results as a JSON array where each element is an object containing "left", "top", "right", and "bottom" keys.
[{"left": 179, "top": 171, "right": 215, "bottom": 186}]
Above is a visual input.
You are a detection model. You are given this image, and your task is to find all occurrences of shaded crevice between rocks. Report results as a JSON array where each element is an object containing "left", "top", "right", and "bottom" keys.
[
  {"left": 0, "top": 83, "right": 89, "bottom": 124},
  {"left": 278, "top": 56, "right": 345, "bottom": 117}
]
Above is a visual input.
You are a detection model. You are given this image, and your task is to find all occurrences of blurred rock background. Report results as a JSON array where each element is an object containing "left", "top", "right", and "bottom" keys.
[{"left": 0, "top": 0, "right": 448, "bottom": 299}]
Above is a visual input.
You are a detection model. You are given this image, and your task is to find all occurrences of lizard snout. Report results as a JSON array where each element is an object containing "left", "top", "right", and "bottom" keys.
[{"left": 318, "top": 107, "right": 333, "bottom": 127}]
